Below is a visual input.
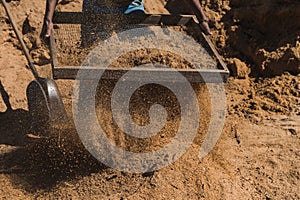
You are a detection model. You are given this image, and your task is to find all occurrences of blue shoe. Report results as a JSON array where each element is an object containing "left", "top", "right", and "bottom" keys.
[{"left": 124, "top": 0, "right": 145, "bottom": 14}]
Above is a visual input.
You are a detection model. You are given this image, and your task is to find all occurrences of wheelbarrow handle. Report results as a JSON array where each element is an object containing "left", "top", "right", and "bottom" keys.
[{"left": 1, "top": 0, "right": 39, "bottom": 79}]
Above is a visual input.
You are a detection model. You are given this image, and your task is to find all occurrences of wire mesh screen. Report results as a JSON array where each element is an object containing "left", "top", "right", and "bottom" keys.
[
  {"left": 54, "top": 24, "right": 82, "bottom": 48},
  {"left": 53, "top": 24, "right": 82, "bottom": 66},
  {"left": 52, "top": 21, "right": 218, "bottom": 69},
  {"left": 52, "top": 22, "right": 147, "bottom": 66}
]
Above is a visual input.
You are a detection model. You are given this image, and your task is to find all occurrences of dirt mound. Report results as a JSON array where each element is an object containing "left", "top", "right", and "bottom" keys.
[
  {"left": 227, "top": 73, "right": 300, "bottom": 123},
  {"left": 203, "top": 0, "right": 300, "bottom": 76}
]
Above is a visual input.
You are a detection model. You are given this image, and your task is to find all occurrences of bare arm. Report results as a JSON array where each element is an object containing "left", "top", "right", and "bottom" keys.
[
  {"left": 45, "top": 0, "right": 57, "bottom": 22},
  {"left": 42, "top": 0, "right": 57, "bottom": 38},
  {"left": 185, "top": 0, "right": 212, "bottom": 35}
]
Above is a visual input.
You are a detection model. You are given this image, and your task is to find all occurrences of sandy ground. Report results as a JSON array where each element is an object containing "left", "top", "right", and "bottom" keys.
[{"left": 0, "top": 0, "right": 299, "bottom": 199}]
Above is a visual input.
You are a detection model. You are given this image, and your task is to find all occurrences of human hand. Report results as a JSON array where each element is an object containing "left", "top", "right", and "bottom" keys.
[
  {"left": 42, "top": 19, "right": 53, "bottom": 38},
  {"left": 199, "top": 19, "right": 212, "bottom": 35}
]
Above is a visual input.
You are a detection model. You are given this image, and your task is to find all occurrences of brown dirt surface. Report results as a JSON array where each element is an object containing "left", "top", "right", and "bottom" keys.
[{"left": 0, "top": 0, "right": 299, "bottom": 199}]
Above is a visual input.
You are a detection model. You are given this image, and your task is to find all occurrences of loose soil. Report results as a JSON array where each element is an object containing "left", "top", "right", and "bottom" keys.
[{"left": 0, "top": 0, "right": 299, "bottom": 199}]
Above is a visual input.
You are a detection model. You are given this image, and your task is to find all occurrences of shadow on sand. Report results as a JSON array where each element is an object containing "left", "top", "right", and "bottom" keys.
[{"left": 0, "top": 79, "right": 107, "bottom": 193}]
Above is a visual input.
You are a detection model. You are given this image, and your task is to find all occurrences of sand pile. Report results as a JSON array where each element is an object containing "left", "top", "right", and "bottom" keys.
[
  {"left": 202, "top": 0, "right": 300, "bottom": 76},
  {"left": 0, "top": 0, "right": 299, "bottom": 199}
]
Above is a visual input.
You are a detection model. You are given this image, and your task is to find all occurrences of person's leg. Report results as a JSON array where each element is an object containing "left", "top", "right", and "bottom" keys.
[
  {"left": 81, "top": 0, "right": 123, "bottom": 46},
  {"left": 81, "top": 0, "right": 146, "bottom": 46},
  {"left": 82, "top": 0, "right": 99, "bottom": 47}
]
